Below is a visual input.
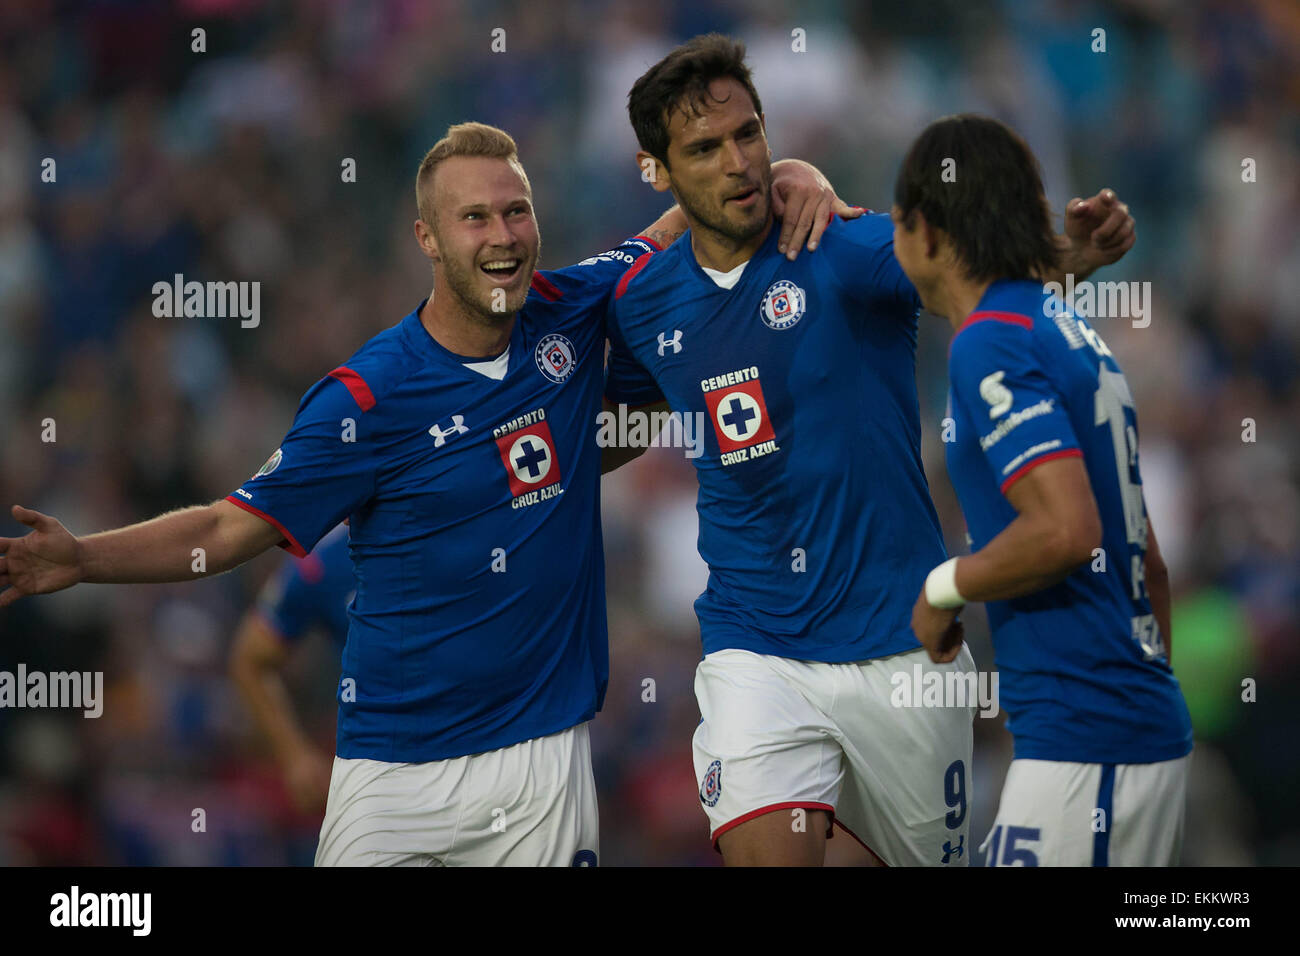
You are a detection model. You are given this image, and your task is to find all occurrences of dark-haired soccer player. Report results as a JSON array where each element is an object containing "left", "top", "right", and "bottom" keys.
[
  {"left": 0, "top": 121, "right": 845, "bottom": 866},
  {"left": 606, "top": 34, "right": 1136, "bottom": 866},
  {"left": 894, "top": 114, "right": 1191, "bottom": 866},
  {"left": 230, "top": 522, "right": 352, "bottom": 813}
]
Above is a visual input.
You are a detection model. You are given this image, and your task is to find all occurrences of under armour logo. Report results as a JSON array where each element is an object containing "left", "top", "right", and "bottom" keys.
[
  {"left": 657, "top": 330, "right": 683, "bottom": 356},
  {"left": 941, "top": 835, "right": 964, "bottom": 863},
  {"left": 429, "top": 414, "right": 469, "bottom": 447}
]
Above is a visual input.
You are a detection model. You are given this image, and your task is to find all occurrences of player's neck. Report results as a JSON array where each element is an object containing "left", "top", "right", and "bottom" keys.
[
  {"left": 936, "top": 275, "right": 994, "bottom": 331},
  {"left": 689, "top": 216, "right": 774, "bottom": 273},
  {"left": 420, "top": 287, "right": 513, "bottom": 359}
]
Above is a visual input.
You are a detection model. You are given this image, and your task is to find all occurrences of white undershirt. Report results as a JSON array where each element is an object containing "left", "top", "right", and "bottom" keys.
[
  {"left": 701, "top": 260, "right": 749, "bottom": 290},
  {"left": 463, "top": 345, "right": 510, "bottom": 381}
]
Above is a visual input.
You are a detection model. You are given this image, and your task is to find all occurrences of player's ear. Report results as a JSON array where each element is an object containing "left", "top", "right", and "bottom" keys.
[
  {"left": 637, "top": 150, "right": 672, "bottom": 194},
  {"left": 414, "top": 217, "right": 440, "bottom": 261}
]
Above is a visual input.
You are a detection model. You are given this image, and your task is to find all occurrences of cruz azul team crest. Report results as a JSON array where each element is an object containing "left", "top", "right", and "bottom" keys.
[
  {"left": 493, "top": 407, "right": 564, "bottom": 509},
  {"left": 700, "top": 366, "right": 780, "bottom": 467},
  {"left": 700, "top": 759, "right": 722, "bottom": 807},
  {"left": 535, "top": 332, "right": 578, "bottom": 383},
  {"left": 759, "top": 279, "right": 805, "bottom": 330}
]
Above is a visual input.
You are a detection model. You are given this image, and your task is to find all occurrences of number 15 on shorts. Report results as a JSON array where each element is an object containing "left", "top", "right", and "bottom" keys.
[{"left": 983, "top": 825, "right": 1042, "bottom": 866}]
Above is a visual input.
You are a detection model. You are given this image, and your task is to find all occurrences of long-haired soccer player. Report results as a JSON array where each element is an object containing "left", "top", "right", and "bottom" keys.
[{"left": 894, "top": 114, "right": 1192, "bottom": 866}]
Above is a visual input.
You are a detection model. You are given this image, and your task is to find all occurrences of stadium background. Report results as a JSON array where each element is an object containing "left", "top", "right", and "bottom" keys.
[{"left": 0, "top": 0, "right": 1295, "bottom": 866}]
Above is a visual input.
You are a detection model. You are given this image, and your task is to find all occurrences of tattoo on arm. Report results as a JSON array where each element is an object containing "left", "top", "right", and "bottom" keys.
[
  {"left": 642, "top": 224, "right": 686, "bottom": 250},
  {"left": 639, "top": 205, "right": 688, "bottom": 251}
]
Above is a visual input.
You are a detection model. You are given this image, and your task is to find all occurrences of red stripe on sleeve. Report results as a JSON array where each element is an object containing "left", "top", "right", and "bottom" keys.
[
  {"left": 327, "top": 366, "right": 376, "bottom": 412},
  {"left": 999, "top": 448, "right": 1084, "bottom": 495},
  {"left": 632, "top": 234, "right": 663, "bottom": 252},
  {"left": 529, "top": 272, "right": 563, "bottom": 301},
  {"left": 615, "top": 252, "right": 655, "bottom": 300},
  {"left": 224, "top": 495, "right": 309, "bottom": 557}
]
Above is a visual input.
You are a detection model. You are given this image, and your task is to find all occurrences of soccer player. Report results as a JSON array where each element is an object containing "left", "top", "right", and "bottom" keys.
[
  {"left": 894, "top": 114, "right": 1191, "bottom": 866},
  {"left": 0, "top": 121, "right": 845, "bottom": 866},
  {"left": 605, "top": 35, "right": 1137, "bottom": 866},
  {"left": 229, "top": 522, "right": 352, "bottom": 813}
]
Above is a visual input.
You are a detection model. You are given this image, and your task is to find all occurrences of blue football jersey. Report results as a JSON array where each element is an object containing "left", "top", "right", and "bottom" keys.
[
  {"left": 228, "top": 237, "right": 658, "bottom": 763},
  {"left": 606, "top": 214, "right": 946, "bottom": 662},
  {"left": 256, "top": 522, "right": 353, "bottom": 647},
  {"left": 945, "top": 278, "right": 1193, "bottom": 764}
]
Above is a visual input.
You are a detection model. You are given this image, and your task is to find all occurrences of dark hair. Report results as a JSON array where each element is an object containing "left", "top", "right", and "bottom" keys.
[
  {"left": 893, "top": 114, "right": 1060, "bottom": 282},
  {"left": 628, "top": 33, "right": 764, "bottom": 168}
]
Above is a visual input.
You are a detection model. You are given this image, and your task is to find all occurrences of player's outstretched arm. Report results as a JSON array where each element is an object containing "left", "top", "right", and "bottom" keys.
[
  {"left": 229, "top": 610, "right": 331, "bottom": 811},
  {"left": 1043, "top": 188, "right": 1136, "bottom": 285},
  {"left": 0, "top": 499, "right": 282, "bottom": 607}
]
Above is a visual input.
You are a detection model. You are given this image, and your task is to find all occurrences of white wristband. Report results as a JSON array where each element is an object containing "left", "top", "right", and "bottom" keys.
[{"left": 925, "top": 557, "right": 966, "bottom": 609}]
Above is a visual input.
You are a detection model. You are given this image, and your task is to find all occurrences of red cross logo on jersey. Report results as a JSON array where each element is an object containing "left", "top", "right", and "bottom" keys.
[
  {"left": 704, "top": 380, "right": 776, "bottom": 452},
  {"left": 495, "top": 421, "right": 563, "bottom": 497}
]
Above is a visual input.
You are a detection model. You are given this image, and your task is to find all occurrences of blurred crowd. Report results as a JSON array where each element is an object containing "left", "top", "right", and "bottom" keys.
[{"left": 0, "top": 0, "right": 1296, "bottom": 865}]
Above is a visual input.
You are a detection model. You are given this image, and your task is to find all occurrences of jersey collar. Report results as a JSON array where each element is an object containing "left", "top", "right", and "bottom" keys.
[
  {"left": 682, "top": 218, "right": 781, "bottom": 291},
  {"left": 401, "top": 300, "right": 523, "bottom": 380}
]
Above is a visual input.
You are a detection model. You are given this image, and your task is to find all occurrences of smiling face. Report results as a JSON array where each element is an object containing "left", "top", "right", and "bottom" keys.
[
  {"left": 420, "top": 155, "right": 540, "bottom": 322},
  {"left": 647, "top": 76, "right": 772, "bottom": 246}
]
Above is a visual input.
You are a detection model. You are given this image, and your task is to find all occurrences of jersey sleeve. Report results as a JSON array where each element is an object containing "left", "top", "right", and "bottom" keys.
[
  {"left": 949, "top": 317, "right": 1082, "bottom": 495},
  {"left": 226, "top": 375, "right": 379, "bottom": 556},
  {"left": 820, "top": 212, "right": 921, "bottom": 313},
  {"left": 604, "top": 292, "right": 664, "bottom": 406},
  {"left": 529, "top": 236, "right": 661, "bottom": 305}
]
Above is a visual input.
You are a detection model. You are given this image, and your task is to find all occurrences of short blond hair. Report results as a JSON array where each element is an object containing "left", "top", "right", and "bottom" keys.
[{"left": 415, "top": 122, "right": 528, "bottom": 224}]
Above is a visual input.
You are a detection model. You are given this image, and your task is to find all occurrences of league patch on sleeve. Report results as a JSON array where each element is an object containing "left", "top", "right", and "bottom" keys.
[{"left": 253, "top": 448, "right": 283, "bottom": 478}]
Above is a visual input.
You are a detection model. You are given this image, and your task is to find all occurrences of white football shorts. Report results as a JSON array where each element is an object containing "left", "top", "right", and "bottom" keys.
[
  {"left": 981, "top": 753, "right": 1190, "bottom": 866},
  {"left": 692, "top": 645, "right": 977, "bottom": 866},
  {"left": 314, "top": 723, "right": 599, "bottom": 866}
]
